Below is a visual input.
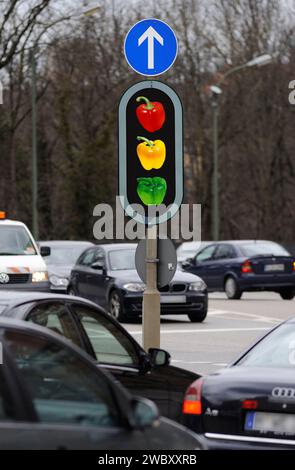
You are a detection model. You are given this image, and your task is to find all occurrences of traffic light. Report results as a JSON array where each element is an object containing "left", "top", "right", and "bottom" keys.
[{"left": 118, "top": 80, "right": 183, "bottom": 225}]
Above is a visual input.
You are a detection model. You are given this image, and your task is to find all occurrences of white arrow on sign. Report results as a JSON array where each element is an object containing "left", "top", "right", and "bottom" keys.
[{"left": 138, "top": 26, "right": 164, "bottom": 69}]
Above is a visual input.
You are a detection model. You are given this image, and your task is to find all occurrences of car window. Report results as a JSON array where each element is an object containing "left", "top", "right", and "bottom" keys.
[
  {"left": 93, "top": 248, "right": 106, "bottom": 264},
  {"left": 196, "top": 245, "right": 216, "bottom": 262},
  {"left": 0, "top": 225, "right": 37, "bottom": 255},
  {"left": 78, "top": 248, "right": 96, "bottom": 266},
  {"left": 239, "top": 242, "right": 290, "bottom": 257},
  {"left": 5, "top": 330, "right": 120, "bottom": 427},
  {"left": 71, "top": 304, "right": 139, "bottom": 367},
  {"left": 237, "top": 324, "right": 295, "bottom": 368},
  {"left": 45, "top": 245, "right": 91, "bottom": 266},
  {"left": 108, "top": 249, "right": 136, "bottom": 270},
  {"left": 27, "top": 302, "right": 82, "bottom": 348},
  {"left": 214, "top": 244, "right": 236, "bottom": 260}
]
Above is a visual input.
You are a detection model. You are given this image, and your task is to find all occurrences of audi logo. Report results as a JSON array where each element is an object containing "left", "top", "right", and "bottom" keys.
[{"left": 272, "top": 387, "right": 295, "bottom": 399}]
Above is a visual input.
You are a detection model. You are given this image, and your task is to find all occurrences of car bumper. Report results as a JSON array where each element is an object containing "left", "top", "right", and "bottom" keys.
[
  {"left": 203, "top": 432, "right": 295, "bottom": 450},
  {"left": 49, "top": 286, "right": 68, "bottom": 294},
  {"left": 122, "top": 291, "right": 208, "bottom": 315},
  {"left": 0, "top": 281, "right": 50, "bottom": 292},
  {"left": 239, "top": 273, "right": 295, "bottom": 290}
]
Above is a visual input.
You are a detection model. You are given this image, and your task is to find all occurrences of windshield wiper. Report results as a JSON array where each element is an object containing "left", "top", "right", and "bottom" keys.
[{"left": 0, "top": 252, "right": 23, "bottom": 256}]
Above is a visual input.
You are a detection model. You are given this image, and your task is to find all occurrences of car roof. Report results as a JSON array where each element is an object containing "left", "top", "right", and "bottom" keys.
[
  {"left": 0, "top": 291, "right": 99, "bottom": 309},
  {"left": 0, "top": 219, "right": 27, "bottom": 227},
  {"left": 178, "top": 241, "right": 208, "bottom": 249},
  {"left": 97, "top": 243, "right": 137, "bottom": 252},
  {"left": 38, "top": 240, "right": 94, "bottom": 246},
  {"left": 210, "top": 240, "right": 280, "bottom": 245}
]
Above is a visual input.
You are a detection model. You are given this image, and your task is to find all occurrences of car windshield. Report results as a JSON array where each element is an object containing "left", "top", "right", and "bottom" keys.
[
  {"left": 180, "top": 249, "right": 197, "bottom": 258},
  {"left": 0, "top": 225, "right": 36, "bottom": 255},
  {"left": 239, "top": 242, "right": 289, "bottom": 257},
  {"left": 45, "top": 245, "right": 89, "bottom": 266},
  {"left": 236, "top": 324, "right": 295, "bottom": 368},
  {"left": 108, "top": 249, "right": 136, "bottom": 271}
]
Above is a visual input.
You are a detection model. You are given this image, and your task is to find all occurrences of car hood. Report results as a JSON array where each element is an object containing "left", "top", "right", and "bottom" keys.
[
  {"left": 46, "top": 264, "right": 73, "bottom": 278},
  {"left": 109, "top": 269, "right": 204, "bottom": 284}
]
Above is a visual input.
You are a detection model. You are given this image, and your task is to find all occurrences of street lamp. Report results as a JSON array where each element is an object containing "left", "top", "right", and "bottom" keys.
[
  {"left": 210, "top": 54, "right": 272, "bottom": 241},
  {"left": 31, "top": 2, "right": 100, "bottom": 239}
]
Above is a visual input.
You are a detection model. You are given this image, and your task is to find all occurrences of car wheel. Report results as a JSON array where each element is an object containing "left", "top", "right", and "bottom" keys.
[
  {"left": 279, "top": 288, "right": 295, "bottom": 300},
  {"left": 109, "top": 291, "right": 129, "bottom": 322},
  {"left": 187, "top": 310, "right": 207, "bottom": 323},
  {"left": 225, "top": 276, "right": 242, "bottom": 299}
]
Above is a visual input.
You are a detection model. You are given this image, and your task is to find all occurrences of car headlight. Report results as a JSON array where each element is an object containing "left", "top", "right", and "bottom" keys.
[
  {"left": 32, "top": 271, "right": 49, "bottom": 283},
  {"left": 49, "top": 275, "right": 69, "bottom": 287},
  {"left": 189, "top": 280, "right": 207, "bottom": 291},
  {"left": 123, "top": 282, "right": 145, "bottom": 292}
]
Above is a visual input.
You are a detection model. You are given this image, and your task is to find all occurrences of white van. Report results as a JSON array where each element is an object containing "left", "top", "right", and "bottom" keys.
[{"left": 0, "top": 213, "right": 50, "bottom": 291}]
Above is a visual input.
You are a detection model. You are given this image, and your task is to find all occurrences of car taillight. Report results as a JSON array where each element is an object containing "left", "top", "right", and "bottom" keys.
[
  {"left": 241, "top": 260, "right": 253, "bottom": 273},
  {"left": 293, "top": 261, "right": 295, "bottom": 272},
  {"left": 242, "top": 399, "right": 258, "bottom": 410},
  {"left": 182, "top": 378, "right": 203, "bottom": 415}
]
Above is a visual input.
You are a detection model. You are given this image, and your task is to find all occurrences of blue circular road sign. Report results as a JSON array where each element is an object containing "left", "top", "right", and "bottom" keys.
[{"left": 124, "top": 18, "right": 178, "bottom": 76}]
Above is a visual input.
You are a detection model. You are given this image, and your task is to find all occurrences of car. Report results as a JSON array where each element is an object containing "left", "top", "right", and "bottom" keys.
[
  {"left": 177, "top": 241, "right": 210, "bottom": 265},
  {"left": 0, "top": 212, "right": 50, "bottom": 291},
  {"left": 68, "top": 243, "right": 208, "bottom": 323},
  {"left": 182, "top": 317, "right": 295, "bottom": 449},
  {"left": 182, "top": 240, "right": 295, "bottom": 300},
  {"left": 0, "top": 291, "right": 200, "bottom": 423},
  {"left": 0, "top": 318, "right": 204, "bottom": 450},
  {"left": 39, "top": 241, "right": 94, "bottom": 293}
]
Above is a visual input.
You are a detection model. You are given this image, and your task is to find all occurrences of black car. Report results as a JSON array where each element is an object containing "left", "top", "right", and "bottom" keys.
[
  {"left": 0, "top": 291, "right": 200, "bottom": 423},
  {"left": 182, "top": 317, "right": 295, "bottom": 449},
  {"left": 0, "top": 318, "right": 204, "bottom": 450},
  {"left": 182, "top": 240, "right": 295, "bottom": 300},
  {"left": 68, "top": 243, "right": 208, "bottom": 322},
  {"left": 39, "top": 241, "right": 94, "bottom": 293}
]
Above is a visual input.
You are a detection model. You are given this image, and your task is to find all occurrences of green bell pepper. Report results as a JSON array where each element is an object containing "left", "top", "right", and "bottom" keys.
[{"left": 137, "top": 177, "right": 167, "bottom": 206}]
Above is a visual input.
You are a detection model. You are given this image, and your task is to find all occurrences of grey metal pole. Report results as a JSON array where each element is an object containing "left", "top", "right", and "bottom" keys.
[
  {"left": 212, "top": 95, "right": 219, "bottom": 241},
  {"left": 143, "top": 224, "right": 160, "bottom": 351},
  {"left": 31, "top": 48, "right": 38, "bottom": 240}
]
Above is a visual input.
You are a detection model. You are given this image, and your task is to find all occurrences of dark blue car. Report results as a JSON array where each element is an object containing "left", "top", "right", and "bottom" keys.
[{"left": 182, "top": 240, "right": 295, "bottom": 300}]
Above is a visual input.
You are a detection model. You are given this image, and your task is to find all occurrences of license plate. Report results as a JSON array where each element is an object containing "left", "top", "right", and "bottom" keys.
[
  {"left": 264, "top": 264, "right": 285, "bottom": 272},
  {"left": 245, "top": 411, "right": 295, "bottom": 435},
  {"left": 160, "top": 295, "right": 186, "bottom": 304}
]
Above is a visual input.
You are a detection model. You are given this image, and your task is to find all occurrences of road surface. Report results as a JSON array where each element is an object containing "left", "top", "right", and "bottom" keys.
[{"left": 125, "top": 292, "right": 295, "bottom": 375}]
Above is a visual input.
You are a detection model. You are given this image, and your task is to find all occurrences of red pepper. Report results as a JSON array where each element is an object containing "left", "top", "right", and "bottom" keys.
[{"left": 136, "top": 96, "right": 165, "bottom": 132}]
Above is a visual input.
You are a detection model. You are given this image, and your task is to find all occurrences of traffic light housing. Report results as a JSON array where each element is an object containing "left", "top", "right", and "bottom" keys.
[{"left": 119, "top": 80, "right": 183, "bottom": 225}]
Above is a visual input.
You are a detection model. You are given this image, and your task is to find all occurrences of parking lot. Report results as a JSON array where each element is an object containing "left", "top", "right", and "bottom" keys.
[{"left": 125, "top": 292, "right": 295, "bottom": 374}]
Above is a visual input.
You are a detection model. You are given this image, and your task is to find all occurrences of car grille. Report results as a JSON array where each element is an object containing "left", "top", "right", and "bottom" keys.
[
  {"left": 6, "top": 274, "right": 30, "bottom": 284},
  {"left": 158, "top": 283, "right": 187, "bottom": 293}
]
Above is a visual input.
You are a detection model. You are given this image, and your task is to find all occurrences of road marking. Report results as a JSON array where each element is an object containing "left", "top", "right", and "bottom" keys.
[
  {"left": 129, "top": 326, "right": 270, "bottom": 335},
  {"left": 208, "top": 309, "right": 281, "bottom": 323}
]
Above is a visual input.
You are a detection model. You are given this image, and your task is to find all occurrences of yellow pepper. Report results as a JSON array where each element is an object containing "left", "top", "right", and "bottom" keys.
[{"left": 136, "top": 136, "right": 166, "bottom": 170}]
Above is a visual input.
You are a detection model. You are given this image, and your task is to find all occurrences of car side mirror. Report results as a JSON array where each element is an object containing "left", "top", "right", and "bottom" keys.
[
  {"left": 40, "top": 246, "right": 51, "bottom": 257},
  {"left": 148, "top": 348, "right": 171, "bottom": 367},
  {"left": 182, "top": 257, "right": 195, "bottom": 269},
  {"left": 91, "top": 261, "right": 105, "bottom": 273},
  {"left": 131, "top": 397, "right": 159, "bottom": 429}
]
